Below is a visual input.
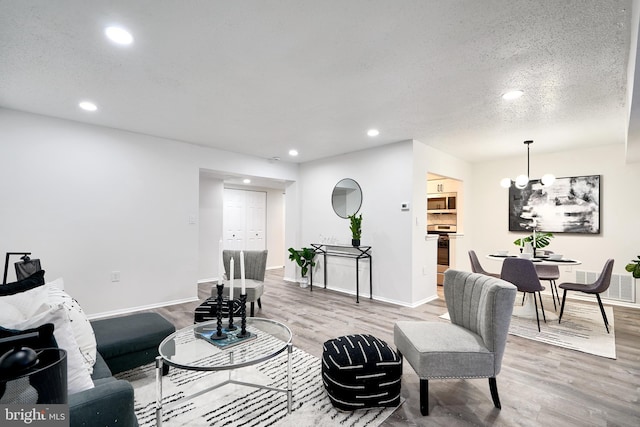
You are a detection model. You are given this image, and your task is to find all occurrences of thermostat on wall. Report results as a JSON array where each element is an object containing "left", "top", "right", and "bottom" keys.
[{"left": 401, "top": 202, "right": 410, "bottom": 210}]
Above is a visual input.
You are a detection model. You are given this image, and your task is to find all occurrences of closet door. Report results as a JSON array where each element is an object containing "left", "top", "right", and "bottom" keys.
[
  {"left": 223, "top": 189, "right": 266, "bottom": 251},
  {"left": 245, "top": 191, "right": 266, "bottom": 250}
]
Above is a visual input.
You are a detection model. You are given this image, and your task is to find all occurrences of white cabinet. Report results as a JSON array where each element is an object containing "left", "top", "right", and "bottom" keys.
[{"left": 427, "top": 179, "right": 459, "bottom": 194}]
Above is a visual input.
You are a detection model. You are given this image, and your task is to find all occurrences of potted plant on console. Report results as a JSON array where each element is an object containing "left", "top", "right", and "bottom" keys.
[
  {"left": 349, "top": 213, "right": 362, "bottom": 247},
  {"left": 288, "top": 247, "right": 316, "bottom": 288}
]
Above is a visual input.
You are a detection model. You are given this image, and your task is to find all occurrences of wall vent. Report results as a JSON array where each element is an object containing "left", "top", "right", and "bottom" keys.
[{"left": 575, "top": 270, "right": 635, "bottom": 303}]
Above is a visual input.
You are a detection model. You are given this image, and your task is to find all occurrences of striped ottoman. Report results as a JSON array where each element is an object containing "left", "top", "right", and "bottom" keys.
[{"left": 322, "top": 334, "right": 402, "bottom": 410}]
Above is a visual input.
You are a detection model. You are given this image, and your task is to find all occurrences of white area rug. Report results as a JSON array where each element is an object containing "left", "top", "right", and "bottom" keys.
[
  {"left": 116, "top": 347, "right": 400, "bottom": 427},
  {"left": 440, "top": 300, "right": 616, "bottom": 359}
]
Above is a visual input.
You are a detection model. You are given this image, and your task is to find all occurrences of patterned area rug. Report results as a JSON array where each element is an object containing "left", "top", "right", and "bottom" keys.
[
  {"left": 115, "top": 347, "right": 401, "bottom": 427},
  {"left": 440, "top": 300, "right": 616, "bottom": 359}
]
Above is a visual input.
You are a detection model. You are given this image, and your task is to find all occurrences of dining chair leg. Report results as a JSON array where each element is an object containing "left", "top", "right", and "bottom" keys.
[
  {"left": 532, "top": 292, "right": 541, "bottom": 332},
  {"left": 420, "top": 379, "right": 429, "bottom": 416},
  {"left": 521, "top": 292, "right": 525, "bottom": 306},
  {"left": 537, "top": 292, "right": 546, "bottom": 323},
  {"left": 595, "top": 294, "right": 610, "bottom": 333},
  {"left": 489, "top": 377, "right": 501, "bottom": 409},
  {"left": 558, "top": 290, "right": 568, "bottom": 323},
  {"left": 548, "top": 280, "right": 557, "bottom": 311},
  {"left": 552, "top": 280, "right": 561, "bottom": 310}
]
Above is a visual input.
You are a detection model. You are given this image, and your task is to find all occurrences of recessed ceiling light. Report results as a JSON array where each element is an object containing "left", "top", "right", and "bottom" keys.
[
  {"left": 243, "top": 179, "right": 251, "bottom": 184},
  {"left": 502, "top": 90, "right": 524, "bottom": 100},
  {"left": 367, "top": 129, "right": 380, "bottom": 137},
  {"left": 79, "top": 101, "right": 98, "bottom": 112},
  {"left": 289, "top": 149, "right": 299, "bottom": 156},
  {"left": 105, "top": 26, "right": 134, "bottom": 45}
]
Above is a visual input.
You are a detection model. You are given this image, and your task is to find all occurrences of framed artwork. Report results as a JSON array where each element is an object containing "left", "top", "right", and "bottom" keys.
[{"left": 509, "top": 175, "right": 600, "bottom": 233}]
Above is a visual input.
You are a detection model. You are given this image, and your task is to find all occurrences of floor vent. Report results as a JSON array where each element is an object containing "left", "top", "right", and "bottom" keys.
[{"left": 575, "top": 270, "right": 635, "bottom": 303}]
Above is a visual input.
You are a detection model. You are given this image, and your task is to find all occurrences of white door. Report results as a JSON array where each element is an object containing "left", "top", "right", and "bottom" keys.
[
  {"left": 245, "top": 191, "right": 266, "bottom": 250},
  {"left": 223, "top": 189, "right": 266, "bottom": 251}
]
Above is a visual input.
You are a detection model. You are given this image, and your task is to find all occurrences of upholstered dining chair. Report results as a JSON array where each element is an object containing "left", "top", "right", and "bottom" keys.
[
  {"left": 394, "top": 270, "right": 516, "bottom": 416},
  {"left": 468, "top": 250, "right": 501, "bottom": 278},
  {"left": 500, "top": 257, "right": 546, "bottom": 332},
  {"left": 219, "top": 249, "right": 268, "bottom": 316},
  {"left": 534, "top": 250, "right": 560, "bottom": 311},
  {"left": 558, "top": 259, "right": 614, "bottom": 333}
]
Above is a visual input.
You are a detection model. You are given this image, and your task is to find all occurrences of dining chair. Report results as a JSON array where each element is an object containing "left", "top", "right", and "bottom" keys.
[
  {"left": 558, "top": 259, "right": 614, "bottom": 333},
  {"left": 468, "top": 250, "right": 500, "bottom": 278},
  {"left": 500, "top": 257, "right": 546, "bottom": 332},
  {"left": 394, "top": 270, "right": 516, "bottom": 415},
  {"left": 534, "top": 250, "right": 560, "bottom": 310}
]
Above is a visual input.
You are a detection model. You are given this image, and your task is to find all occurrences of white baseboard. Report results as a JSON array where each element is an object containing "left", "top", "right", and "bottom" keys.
[{"left": 86, "top": 296, "right": 199, "bottom": 321}]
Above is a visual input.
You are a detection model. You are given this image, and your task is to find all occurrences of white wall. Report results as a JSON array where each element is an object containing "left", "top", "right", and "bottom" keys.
[
  {"left": 198, "top": 174, "right": 224, "bottom": 281},
  {"left": 292, "top": 141, "right": 416, "bottom": 305},
  {"left": 468, "top": 143, "right": 640, "bottom": 304},
  {"left": 0, "top": 109, "right": 297, "bottom": 316},
  {"left": 265, "top": 188, "right": 286, "bottom": 268}
]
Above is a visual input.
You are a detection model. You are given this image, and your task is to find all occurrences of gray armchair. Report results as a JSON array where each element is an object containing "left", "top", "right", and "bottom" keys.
[
  {"left": 394, "top": 269, "right": 516, "bottom": 415},
  {"left": 219, "top": 250, "right": 268, "bottom": 316}
]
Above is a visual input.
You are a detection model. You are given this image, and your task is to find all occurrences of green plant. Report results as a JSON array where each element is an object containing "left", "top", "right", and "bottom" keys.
[
  {"left": 288, "top": 247, "right": 316, "bottom": 278},
  {"left": 513, "top": 232, "right": 554, "bottom": 249},
  {"left": 348, "top": 213, "right": 362, "bottom": 240},
  {"left": 625, "top": 255, "right": 640, "bottom": 279}
]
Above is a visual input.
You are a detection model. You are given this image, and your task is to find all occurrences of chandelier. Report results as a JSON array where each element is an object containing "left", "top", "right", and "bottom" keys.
[{"left": 500, "top": 140, "right": 555, "bottom": 189}]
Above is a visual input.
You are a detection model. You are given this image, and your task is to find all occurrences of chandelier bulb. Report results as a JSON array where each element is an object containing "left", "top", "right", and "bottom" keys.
[{"left": 515, "top": 174, "right": 529, "bottom": 189}]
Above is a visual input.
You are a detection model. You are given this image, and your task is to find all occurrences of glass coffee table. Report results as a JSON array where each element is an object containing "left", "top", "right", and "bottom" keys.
[{"left": 155, "top": 317, "right": 293, "bottom": 426}]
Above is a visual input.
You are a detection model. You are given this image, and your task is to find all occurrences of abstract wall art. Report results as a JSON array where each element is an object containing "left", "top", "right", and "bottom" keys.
[{"left": 509, "top": 175, "right": 600, "bottom": 233}]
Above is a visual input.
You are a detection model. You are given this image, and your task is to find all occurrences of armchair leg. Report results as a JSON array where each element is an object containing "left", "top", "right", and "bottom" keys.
[
  {"left": 257, "top": 297, "right": 262, "bottom": 309},
  {"left": 250, "top": 302, "right": 255, "bottom": 317},
  {"left": 420, "top": 379, "right": 429, "bottom": 415},
  {"left": 489, "top": 377, "right": 501, "bottom": 409}
]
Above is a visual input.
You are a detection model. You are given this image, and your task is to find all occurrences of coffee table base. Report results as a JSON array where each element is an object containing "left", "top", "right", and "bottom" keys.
[{"left": 155, "top": 342, "right": 293, "bottom": 427}]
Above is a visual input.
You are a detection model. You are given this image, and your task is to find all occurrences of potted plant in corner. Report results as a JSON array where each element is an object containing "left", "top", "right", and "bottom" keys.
[
  {"left": 348, "top": 213, "right": 362, "bottom": 246},
  {"left": 288, "top": 247, "right": 316, "bottom": 288},
  {"left": 625, "top": 255, "right": 640, "bottom": 279}
]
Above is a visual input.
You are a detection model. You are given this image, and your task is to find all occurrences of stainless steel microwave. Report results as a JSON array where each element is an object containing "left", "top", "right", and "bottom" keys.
[{"left": 427, "top": 193, "right": 457, "bottom": 213}]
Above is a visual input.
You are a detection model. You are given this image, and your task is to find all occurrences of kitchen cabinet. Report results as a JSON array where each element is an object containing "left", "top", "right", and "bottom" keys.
[{"left": 427, "top": 179, "right": 459, "bottom": 194}]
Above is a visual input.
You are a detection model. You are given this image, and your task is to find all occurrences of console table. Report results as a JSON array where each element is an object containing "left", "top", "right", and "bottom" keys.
[{"left": 309, "top": 243, "right": 372, "bottom": 303}]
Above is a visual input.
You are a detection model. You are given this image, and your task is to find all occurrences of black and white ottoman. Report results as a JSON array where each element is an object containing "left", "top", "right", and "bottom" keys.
[{"left": 322, "top": 334, "right": 402, "bottom": 410}]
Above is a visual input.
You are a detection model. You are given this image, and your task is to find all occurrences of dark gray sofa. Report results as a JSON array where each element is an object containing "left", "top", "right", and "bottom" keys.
[{"left": 69, "top": 312, "right": 175, "bottom": 427}]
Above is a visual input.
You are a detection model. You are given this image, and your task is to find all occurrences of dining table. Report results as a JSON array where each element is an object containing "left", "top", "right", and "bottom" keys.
[{"left": 486, "top": 253, "right": 582, "bottom": 321}]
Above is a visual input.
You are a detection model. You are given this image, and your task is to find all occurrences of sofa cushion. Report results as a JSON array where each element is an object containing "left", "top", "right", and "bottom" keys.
[{"left": 0, "top": 270, "right": 46, "bottom": 296}]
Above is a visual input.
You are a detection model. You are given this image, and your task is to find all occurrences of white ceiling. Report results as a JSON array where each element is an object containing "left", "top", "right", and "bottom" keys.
[{"left": 1, "top": 0, "right": 637, "bottom": 164}]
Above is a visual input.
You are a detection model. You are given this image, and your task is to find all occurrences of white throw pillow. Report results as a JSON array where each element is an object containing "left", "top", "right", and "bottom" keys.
[
  {"left": 0, "top": 283, "right": 49, "bottom": 320},
  {"left": 6, "top": 305, "right": 95, "bottom": 395},
  {"left": 0, "top": 299, "right": 25, "bottom": 324},
  {"left": 46, "top": 284, "right": 97, "bottom": 373}
]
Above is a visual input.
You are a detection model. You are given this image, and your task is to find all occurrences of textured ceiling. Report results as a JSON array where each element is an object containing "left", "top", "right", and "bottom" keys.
[{"left": 0, "top": 0, "right": 636, "bottom": 163}]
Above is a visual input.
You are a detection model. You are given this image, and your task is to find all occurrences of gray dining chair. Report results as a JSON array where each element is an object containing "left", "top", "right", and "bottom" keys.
[
  {"left": 534, "top": 250, "right": 560, "bottom": 311},
  {"left": 394, "top": 270, "right": 516, "bottom": 415},
  {"left": 558, "top": 259, "right": 614, "bottom": 333},
  {"left": 468, "top": 250, "right": 500, "bottom": 278},
  {"left": 500, "top": 257, "right": 546, "bottom": 332}
]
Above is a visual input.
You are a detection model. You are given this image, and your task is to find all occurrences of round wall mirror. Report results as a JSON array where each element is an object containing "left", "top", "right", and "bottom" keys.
[{"left": 331, "top": 178, "right": 362, "bottom": 218}]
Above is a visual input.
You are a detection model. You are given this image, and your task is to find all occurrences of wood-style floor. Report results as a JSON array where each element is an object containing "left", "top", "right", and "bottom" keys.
[{"left": 150, "top": 269, "right": 640, "bottom": 426}]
